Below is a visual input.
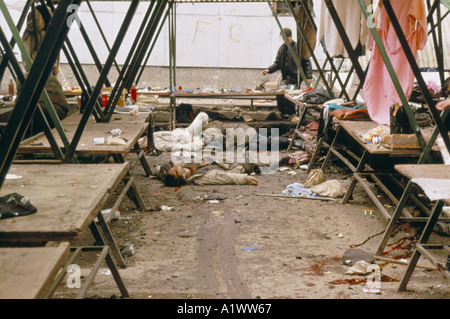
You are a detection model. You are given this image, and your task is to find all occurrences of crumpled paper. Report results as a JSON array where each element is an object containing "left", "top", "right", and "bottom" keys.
[
  {"left": 345, "top": 260, "right": 372, "bottom": 275},
  {"left": 106, "top": 135, "right": 127, "bottom": 145}
]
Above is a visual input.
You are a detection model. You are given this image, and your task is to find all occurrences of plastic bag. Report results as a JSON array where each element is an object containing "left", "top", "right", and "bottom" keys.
[{"left": 304, "top": 168, "right": 325, "bottom": 188}]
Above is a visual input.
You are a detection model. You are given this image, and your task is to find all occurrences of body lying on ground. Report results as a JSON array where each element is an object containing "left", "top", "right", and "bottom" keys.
[
  {"left": 148, "top": 111, "right": 308, "bottom": 153},
  {"left": 154, "top": 159, "right": 259, "bottom": 187}
]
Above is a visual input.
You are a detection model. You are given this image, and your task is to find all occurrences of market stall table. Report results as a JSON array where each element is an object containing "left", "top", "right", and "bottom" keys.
[
  {"left": 388, "top": 164, "right": 450, "bottom": 291},
  {"left": 60, "top": 110, "right": 157, "bottom": 162},
  {"left": 0, "top": 242, "right": 70, "bottom": 299},
  {"left": 315, "top": 119, "right": 443, "bottom": 221},
  {"left": 18, "top": 112, "right": 149, "bottom": 157},
  {"left": 0, "top": 163, "right": 131, "bottom": 298},
  {"left": 137, "top": 90, "right": 285, "bottom": 111},
  {"left": 284, "top": 93, "right": 324, "bottom": 155},
  {"left": 17, "top": 112, "right": 151, "bottom": 211}
]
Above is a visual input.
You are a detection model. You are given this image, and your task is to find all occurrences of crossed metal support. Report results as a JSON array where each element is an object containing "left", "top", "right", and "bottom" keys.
[
  {"left": 267, "top": 0, "right": 310, "bottom": 88},
  {"left": 135, "top": 6, "right": 169, "bottom": 85},
  {"left": 0, "top": 0, "right": 32, "bottom": 81},
  {"left": 101, "top": 0, "right": 159, "bottom": 120},
  {"left": 279, "top": 0, "right": 359, "bottom": 101},
  {"left": 45, "top": 0, "right": 110, "bottom": 123},
  {"left": 322, "top": 0, "right": 368, "bottom": 101},
  {"left": 0, "top": 25, "right": 69, "bottom": 163},
  {"left": 123, "top": 2, "right": 171, "bottom": 102},
  {"left": 0, "top": 0, "right": 82, "bottom": 188},
  {"left": 284, "top": 0, "right": 334, "bottom": 97},
  {"left": 0, "top": 1, "right": 74, "bottom": 154},
  {"left": 103, "top": 0, "right": 171, "bottom": 123},
  {"left": 426, "top": 0, "right": 446, "bottom": 90},
  {"left": 64, "top": 0, "right": 141, "bottom": 161},
  {"left": 0, "top": 0, "right": 170, "bottom": 171},
  {"left": 324, "top": 0, "right": 367, "bottom": 84},
  {"left": 85, "top": 0, "right": 121, "bottom": 75}
]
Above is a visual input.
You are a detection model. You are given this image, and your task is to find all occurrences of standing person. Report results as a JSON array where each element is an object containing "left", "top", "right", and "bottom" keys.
[
  {"left": 436, "top": 100, "right": 450, "bottom": 111},
  {"left": 437, "top": 99, "right": 450, "bottom": 131},
  {"left": 263, "top": 27, "right": 313, "bottom": 117}
]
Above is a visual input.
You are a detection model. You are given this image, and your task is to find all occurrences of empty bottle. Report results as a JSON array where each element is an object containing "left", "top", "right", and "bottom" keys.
[
  {"left": 130, "top": 84, "right": 137, "bottom": 103},
  {"left": 9, "top": 79, "right": 14, "bottom": 96}
]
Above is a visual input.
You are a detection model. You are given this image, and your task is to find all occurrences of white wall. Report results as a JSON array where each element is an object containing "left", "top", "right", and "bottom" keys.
[
  {"left": 1, "top": 1, "right": 325, "bottom": 69},
  {"left": 67, "top": 1, "right": 310, "bottom": 69},
  {"left": 2, "top": 0, "right": 448, "bottom": 71}
]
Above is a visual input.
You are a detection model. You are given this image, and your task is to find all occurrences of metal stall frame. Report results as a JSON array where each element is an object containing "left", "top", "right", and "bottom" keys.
[
  {"left": 0, "top": 0, "right": 82, "bottom": 188},
  {"left": 372, "top": 0, "right": 450, "bottom": 291},
  {"left": 0, "top": 1, "right": 74, "bottom": 161},
  {"left": 166, "top": 0, "right": 356, "bottom": 130},
  {"left": 310, "top": 0, "right": 450, "bottom": 291}
]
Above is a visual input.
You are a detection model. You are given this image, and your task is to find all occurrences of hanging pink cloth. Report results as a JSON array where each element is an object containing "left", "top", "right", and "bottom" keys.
[{"left": 363, "top": 0, "right": 428, "bottom": 126}]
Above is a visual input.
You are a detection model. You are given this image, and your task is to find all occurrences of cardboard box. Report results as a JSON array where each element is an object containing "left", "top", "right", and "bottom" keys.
[
  {"left": 264, "top": 82, "right": 278, "bottom": 90},
  {"left": 381, "top": 134, "right": 431, "bottom": 150}
]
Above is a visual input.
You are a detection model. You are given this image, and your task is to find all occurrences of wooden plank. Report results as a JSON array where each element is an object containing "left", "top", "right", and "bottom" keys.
[
  {"left": 0, "top": 163, "right": 129, "bottom": 242},
  {"left": 156, "top": 120, "right": 297, "bottom": 129},
  {"left": 284, "top": 94, "right": 324, "bottom": 109},
  {"left": 395, "top": 164, "right": 450, "bottom": 180},
  {"left": 0, "top": 106, "right": 14, "bottom": 122},
  {"left": 66, "top": 91, "right": 285, "bottom": 98},
  {"left": 0, "top": 242, "right": 70, "bottom": 299},
  {"left": 61, "top": 111, "right": 151, "bottom": 125},
  {"left": 395, "top": 164, "right": 450, "bottom": 205},
  {"left": 174, "top": 92, "right": 284, "bottom": 98},
  {"left": 339, "top": 120, "right": 441, "bottom": 155},
  {"left": 18, "top": 118, "right": 148, "bottom": 155}
]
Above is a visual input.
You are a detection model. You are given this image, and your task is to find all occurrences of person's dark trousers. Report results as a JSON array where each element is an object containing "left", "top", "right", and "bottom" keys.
[{"left": 276, "top": 95, "right": 296, "bottom": 116}]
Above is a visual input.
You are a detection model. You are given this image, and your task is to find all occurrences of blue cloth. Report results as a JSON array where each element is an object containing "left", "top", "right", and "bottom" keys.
[
  {"left": 282, "top": 183, "right": 317, "bottom": 197},
  {"left": 326, "top": 104, "right": 363, "bottom": 112}
]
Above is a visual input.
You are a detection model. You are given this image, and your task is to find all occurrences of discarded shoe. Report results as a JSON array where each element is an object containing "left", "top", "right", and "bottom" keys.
[{"left": 0, "top": 193, "right": 37, "bottom": 219}]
